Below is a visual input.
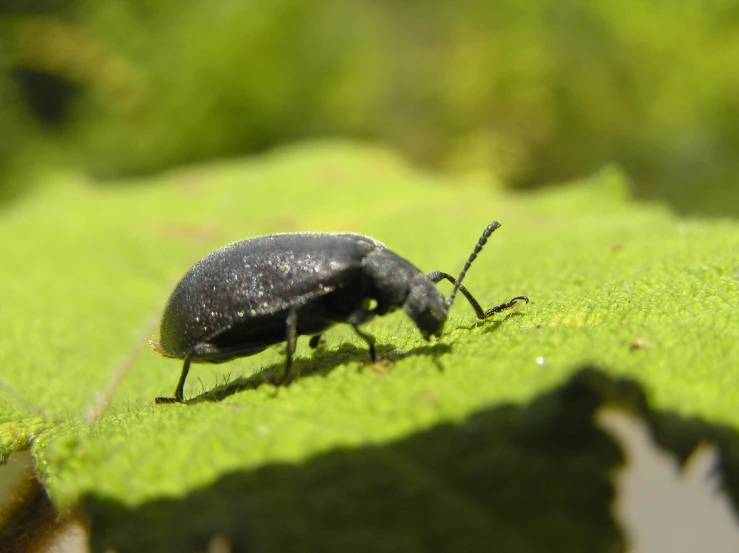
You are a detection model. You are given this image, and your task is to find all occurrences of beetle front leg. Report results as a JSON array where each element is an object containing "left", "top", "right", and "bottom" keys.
[
  {"left": 155, "top": 355, "right": 191, "bottom": 404},
  {"left": 426, "top": 271, "right": 529, "bottom": 319},
  {"left": 482, "top": 296, "right": 530, "bottom": 317}
]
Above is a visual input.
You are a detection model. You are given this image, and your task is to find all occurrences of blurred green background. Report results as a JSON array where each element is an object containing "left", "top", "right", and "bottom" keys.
[{"left": 1, "top": 0, "right": 738, "bottom": 214}]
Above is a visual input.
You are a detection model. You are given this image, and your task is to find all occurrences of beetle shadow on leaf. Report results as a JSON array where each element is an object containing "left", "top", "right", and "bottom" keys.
[
  {"left": 80, "top": 367, "right": 739, "bottom": 553},
  {"left": 464, "top": 311, "right": 527, "bottom": 335},
  {"left": 188, "top": 341, "right": 453, "bottom": 405}
]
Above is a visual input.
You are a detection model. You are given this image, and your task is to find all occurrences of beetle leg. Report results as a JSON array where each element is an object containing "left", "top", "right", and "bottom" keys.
[
  {"left": 426, "top": 271, "right": 485, "bottom": 318},
  {"left": 352, "top": 325, "right": 377, "bottom": 362},
  {"left": 155, "top": 355, "right": 191, "bottom": 404},
  {"left": 273, "top": 308, "right": 298, "bottom": 385},
  {"left": 483, "top": 296, "right": 530, "bottom": 317},
  {"left": 345, "top": 307, "right": 377, "bottom": 362},
  {"left": 426, "top": 271, "right": 528, "bottom": 320},
  {"left": 174, "top": 356, "right": 192, "bottom": 402}
]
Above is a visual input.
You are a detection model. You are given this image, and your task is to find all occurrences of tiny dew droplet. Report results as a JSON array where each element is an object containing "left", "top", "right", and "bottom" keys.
[{"left": 536, "top": 356, "right": 545, "bottom": 366}]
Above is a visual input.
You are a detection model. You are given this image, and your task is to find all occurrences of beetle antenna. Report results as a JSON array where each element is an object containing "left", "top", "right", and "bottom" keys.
[{"left": 447, "top": 221, "right": 501, "bottom": 308}]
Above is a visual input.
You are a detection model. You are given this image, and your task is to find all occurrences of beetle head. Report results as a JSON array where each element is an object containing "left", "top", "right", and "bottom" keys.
[{"left": 404, "top": 276, "right": 448, "bottom": 340}]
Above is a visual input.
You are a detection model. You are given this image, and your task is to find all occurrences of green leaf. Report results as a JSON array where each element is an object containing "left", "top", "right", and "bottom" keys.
[{"left": 1, "top": 144, "right": 738, "bottom": 551}]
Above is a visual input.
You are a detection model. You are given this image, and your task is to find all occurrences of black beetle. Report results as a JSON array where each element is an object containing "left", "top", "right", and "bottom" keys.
[{"left": 152, "top": 222, "right": 528, "bottom": 403}]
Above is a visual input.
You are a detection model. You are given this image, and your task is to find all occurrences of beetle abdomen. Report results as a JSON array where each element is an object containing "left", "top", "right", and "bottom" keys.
[{"left": 157, "top": 233, "right": 383, "bottom": 357}]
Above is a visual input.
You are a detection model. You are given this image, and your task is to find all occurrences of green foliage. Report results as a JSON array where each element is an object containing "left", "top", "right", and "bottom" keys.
[
  {"left": 0, "top": 144, "right": 738, "bottom": 550},
  {"left": 1, "top": 0, "right": 738, "bottom": 213}
]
